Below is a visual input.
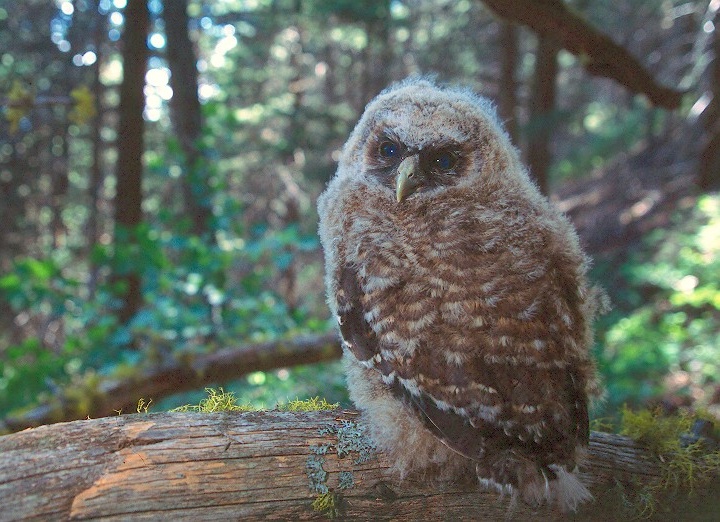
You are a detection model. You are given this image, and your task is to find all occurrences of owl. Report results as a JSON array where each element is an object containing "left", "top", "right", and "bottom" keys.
[{"left": 317, "top": 78, "right": 602, "bottom": 512}]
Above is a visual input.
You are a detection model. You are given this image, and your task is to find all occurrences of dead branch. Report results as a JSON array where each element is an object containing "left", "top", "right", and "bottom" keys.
[
  {"left": 0, "top": 332, "right": 341, "bottom": 434},
  {"left": 480, "top": 0, "right": 684, "bottom": 109}
]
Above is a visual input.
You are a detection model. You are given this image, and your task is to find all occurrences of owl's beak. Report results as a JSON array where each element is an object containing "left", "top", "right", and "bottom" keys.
[{"left": 395, "top": 155, "right": 421, "bottom": 203}]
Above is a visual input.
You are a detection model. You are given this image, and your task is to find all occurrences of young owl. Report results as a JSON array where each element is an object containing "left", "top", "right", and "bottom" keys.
[{"left": 317, "top": 78, "right": 602, "bottom": 512}]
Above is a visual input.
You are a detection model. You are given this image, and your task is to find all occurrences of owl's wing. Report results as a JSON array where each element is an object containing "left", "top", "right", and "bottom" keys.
[
  {"left": 337, "top": 263, "right": 589, "bottom": 465},
  {"left": 337, "top": 266, "right": 380, "bottom": 363},
  {"left": 388, "top": 361, "right": 589, "bottom": 465}
]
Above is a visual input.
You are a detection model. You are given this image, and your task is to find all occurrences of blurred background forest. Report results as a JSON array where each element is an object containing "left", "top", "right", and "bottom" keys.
[{"left": 1, "top": 0, "right": 719, "bottom": 432}]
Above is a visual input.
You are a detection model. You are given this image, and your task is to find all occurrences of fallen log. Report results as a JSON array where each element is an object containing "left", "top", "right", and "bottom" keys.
[{"left": 1, "top": 410, "right": 718, "bottom": 521}]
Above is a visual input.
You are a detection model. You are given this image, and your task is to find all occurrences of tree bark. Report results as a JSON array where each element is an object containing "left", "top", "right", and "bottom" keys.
[
  {"left": 0, "top": 332, "right": 341, "bottom": 434},
  {"left": 527, "top": 34, "right": 560, "bottom": 195},
  {"left": 1, "top": 410, "right": 719, "bottom": 521},
  {"left": 479, "top": 0, "right": 683, "bottom": 109},
  {"left": 113, "top": 0, "right": 150, "bottom": 324}
]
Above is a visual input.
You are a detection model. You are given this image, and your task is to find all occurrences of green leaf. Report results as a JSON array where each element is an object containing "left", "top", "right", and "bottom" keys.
[{"left": 0, "top": 273, "right": 21, "bottom": 291}]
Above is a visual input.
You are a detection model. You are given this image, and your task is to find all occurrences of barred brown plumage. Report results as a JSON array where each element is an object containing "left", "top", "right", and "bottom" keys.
[{"left": 317, "top": 77, "right": 604, "bottom": 512}]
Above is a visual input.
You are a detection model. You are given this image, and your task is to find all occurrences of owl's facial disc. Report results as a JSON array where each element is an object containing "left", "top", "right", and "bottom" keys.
[{"left": 367, "top": 131, "right": 464, "bottom": 201}]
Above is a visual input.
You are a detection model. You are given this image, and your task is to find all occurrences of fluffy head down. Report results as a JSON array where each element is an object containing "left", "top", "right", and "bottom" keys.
[{"left": 318, "top": 77, "right": 601, "bottom": 514}]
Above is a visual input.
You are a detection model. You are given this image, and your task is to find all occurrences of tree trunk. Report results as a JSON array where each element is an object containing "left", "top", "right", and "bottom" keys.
[
  {"left": 50, "top": 127, "right": 69, "bottom": 250},
  {"left": 113, "top": 0, "right": 150, "bottom": 324},
  {"left": 87, "top": 0, "right": 106, "bottom": 297},
  {"left": 361, "top": 0, "right": 392, "bottom": 106},
  {"left": 1, "top": 410, "right": 719, "bottom": 521},
  {"left": 527, "top": 34, "right": 560, "bottom": 195},
  {"left": 497, "top": 21, "right": 520, "bottom": 144},
  {"left": 164, "top": 0, "right": 213, "bottom": 238},
  {"left": 699, "top": 7, "right": 720, "bottom": 191}
]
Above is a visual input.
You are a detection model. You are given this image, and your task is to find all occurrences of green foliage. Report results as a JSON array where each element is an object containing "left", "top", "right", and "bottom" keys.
[
  {"left": 126, "top": 224, "right": 311, "bottom": 351},
  {"left": 0, "top": 215, "right": 328, "bottom": 417},
  {"left": 0, "top": 255, "right": 125, "bottom": 414},
  {"left": 553, "top": 101, "right": 653, "bottom": 182},
  {"left": 5, "top": 80, "right": 33, "bottom": 134},
  {"left": 236, "top": 362, "right": 348, "bottom": 410},
  {"left": 307, "top": 0, "right": 390, "bottom": 23},
  {"left": 595, "top": 195, "right": 720, "bottom": 412},
  {"left": 0, "top": 257, "right": 61, "bottom": 310}
]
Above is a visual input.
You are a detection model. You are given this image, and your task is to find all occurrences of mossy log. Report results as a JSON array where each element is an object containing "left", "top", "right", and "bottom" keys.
[{"left": 1, "top": 410, "right": 719, "bottom": 521}]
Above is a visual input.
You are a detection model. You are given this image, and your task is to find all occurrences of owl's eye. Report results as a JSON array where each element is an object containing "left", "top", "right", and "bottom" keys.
[
  {"left": 432, "top": 151, "right": 458, "bottom": 171},
  {"left": 378, "top": 141, "right": 399, "bottom": 159}
]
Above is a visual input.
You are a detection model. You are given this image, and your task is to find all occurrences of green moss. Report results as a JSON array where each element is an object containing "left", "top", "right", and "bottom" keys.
[
  {"left": 589, "top": 416, "right": 616, "bottom": 433},
  {"left": 311, "top": 491, "right": 341, "bottom": 519},
  {"left": 620, "top": 406, "right": 693, "bottom": 455},
  {"left": 169, "top": 388, "right": 339, "bottom": 413},
  {"left": 618, "top": 407, "right": 720, "bottom": 517},
  {"left": 136, "top": 398, "right": 153, "bottom": 413},
  {"left": 280, "top": 396, "right": 339, "bottom": 411},
  {"left": 170, "top": 387, "right": 255, "bottom": 412}
]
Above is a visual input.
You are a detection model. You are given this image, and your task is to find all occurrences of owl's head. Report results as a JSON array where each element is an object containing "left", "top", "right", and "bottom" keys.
[{"left": 337, "top": 77, "right": 525, "bottom": 202}]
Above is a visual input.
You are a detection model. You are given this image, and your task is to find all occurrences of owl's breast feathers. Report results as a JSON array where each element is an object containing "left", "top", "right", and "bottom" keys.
[{"left": 334, "top": 186, "right": 594, "bottom": 475}]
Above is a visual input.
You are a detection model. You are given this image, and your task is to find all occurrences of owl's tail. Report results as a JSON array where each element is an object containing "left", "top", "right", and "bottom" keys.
[
  {"left": 515, "top": 465, "right": 593, "bottom": 513},
  {"left": 478, "top": 460, "right": 593, "bottom": 513},
  {"left": 547, "top": 465, "right": 593, "bottom": 512}
]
